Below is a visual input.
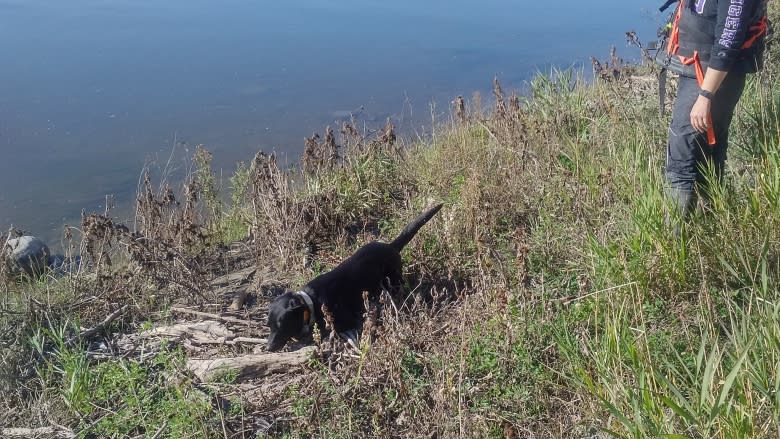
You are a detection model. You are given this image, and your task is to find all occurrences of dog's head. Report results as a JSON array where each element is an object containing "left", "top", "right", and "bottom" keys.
[{"left": 266, "top": 291, "right": 310, "bottom": 351}]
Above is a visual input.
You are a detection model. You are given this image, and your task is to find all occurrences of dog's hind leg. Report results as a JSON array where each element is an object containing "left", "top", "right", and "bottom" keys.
[{"left": 383, "top": 267, "right": 405, "bottom": 302}]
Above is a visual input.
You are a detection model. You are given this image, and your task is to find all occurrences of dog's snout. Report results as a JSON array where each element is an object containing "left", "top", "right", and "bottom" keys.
[{"left": 266, "top": 333, "right": 286, "bottom": 352}]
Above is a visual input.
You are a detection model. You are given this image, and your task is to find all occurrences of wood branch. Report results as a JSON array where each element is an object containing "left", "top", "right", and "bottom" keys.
[
  {"left": 187, "top": 347, "right": 316, "bottom": 382},
  {"left": 141, "top": 322, "right": 265, "bottom": 347},
  {"left": 182, "top": 340, "right": 205, "bottom": 353},
  {"left": 1, "top": 426, "right": 76, "bottom": 438},
  {"left": 169, "top": 307, "right": 256, "bottom": 326},
  {"left": 142, "top": 321, "right": 234, "bottom": 341},
  {"left": 210, "top": 267, "right": 257, "bottom": 288},
  {"left": 149, "top": 421, "right": 168, "bottom": 439},
  {"left": 189, "top": 336, "right": 267, "bottom": 346},
  {"left": 228, "top": 290, "right": 250, "bottom": 311},
  {"left": 233, "top": 336, "right": 267, "bottom": 344},
  {"left": 66, "top": 305, "right": 129, "bottom": 345}
]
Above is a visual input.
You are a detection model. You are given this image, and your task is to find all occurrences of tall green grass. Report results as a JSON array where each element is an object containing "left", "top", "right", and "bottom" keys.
[{"left": 551, "top": 43, "right": 780, "bottom": 438}]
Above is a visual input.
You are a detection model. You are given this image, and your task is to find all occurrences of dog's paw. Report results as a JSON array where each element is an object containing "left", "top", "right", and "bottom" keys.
[{"left": 337, "top": 329, "right": 360, "bottom": 351}]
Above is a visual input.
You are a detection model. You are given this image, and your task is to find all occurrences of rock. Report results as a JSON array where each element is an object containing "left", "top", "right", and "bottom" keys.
[{"left": 4, "top": 236, "right": 50, "bottom": 276}]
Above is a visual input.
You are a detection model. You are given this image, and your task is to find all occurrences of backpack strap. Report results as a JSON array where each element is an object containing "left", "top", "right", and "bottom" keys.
[{"left": 659, "top": 0, "right": 678, "bottom": 12}]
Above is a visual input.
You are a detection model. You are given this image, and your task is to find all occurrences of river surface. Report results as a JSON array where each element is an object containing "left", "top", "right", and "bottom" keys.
[{"left": 0, "top": 0, "right": 659, "bottom": 244}]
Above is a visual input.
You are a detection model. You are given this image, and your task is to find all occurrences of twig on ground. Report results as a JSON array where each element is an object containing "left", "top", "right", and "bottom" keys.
[
  {"left": 555, "top": 281, "right": 638, "bottom": 305},
  {"left": 66, "top": 304, "right": 129, "bottom": 346},
  {"left": 1, "top": 426, "right": 76, "bottom": 438},
  {"left": 190, "top": 337, "right": 267, "bottom": 346},
  {"left": 232, "top": 336, "right": 267, "bottom": 344},
  {"left": 149, "top": 421, "right": 168, "bottom": 439}
]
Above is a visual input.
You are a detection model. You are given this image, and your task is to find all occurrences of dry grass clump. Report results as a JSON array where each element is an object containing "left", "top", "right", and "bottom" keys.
[
  {"left": 404, "top": 74, "right": 622, "bottom": 293},
  {"left": 590, "top": 46, "right": 625, "bottom": 82},
  {"left": 88, "top": 171, "right": 214, "bottom": 302},
  {"left": 5, "top": 145, "right": 233, "bottom": 338},
  {"left": 101, "top": 145, "right": 247, "bottom": 303},
  {"left": 0, "top": 146, "right": 248, "bottom": 433},
  {"left": 248, "top": 150, "right": 318, "bottom": 269},
  {"left": 283, "top": 286, "right": 585, "bottom": 438},
  {"left": 303, "top": 126, "right": 340, "bottom": 174},
  {"left": 247, "top": 117, "right": 412, "bottom": 276},
  {"left": 303, "top": 118, "right": 401, "bottom": 176}
]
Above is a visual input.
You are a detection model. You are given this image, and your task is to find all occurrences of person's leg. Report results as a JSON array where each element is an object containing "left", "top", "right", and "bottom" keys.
[
  {"left": 697, "top": 73, "right": 747, "bottom": 207},
  {"left": 665, "top": 76, "right": 707, "bottom": 224}
]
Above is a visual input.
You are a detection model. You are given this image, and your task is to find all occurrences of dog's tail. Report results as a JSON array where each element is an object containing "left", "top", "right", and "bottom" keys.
[{"left": 389, "top": 203, "right": 443, "bottom": 251}]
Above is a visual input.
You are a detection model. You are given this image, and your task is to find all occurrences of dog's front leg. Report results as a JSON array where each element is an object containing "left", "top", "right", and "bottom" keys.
[{"left": 382, "top": 273, "right": 406, "bottom": 304}]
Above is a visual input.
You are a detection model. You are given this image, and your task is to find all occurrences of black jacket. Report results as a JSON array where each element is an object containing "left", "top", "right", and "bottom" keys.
[{"left": 677, "top": 0, "right": 768, "bottom": 74}]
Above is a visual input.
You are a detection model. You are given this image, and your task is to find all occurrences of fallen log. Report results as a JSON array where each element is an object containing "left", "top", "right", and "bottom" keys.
[{"left": 187, "top": 347, "right": 316, "bottom": 382}]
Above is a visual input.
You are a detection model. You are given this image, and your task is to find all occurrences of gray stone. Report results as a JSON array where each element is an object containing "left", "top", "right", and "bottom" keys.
[{"left": 5, "top": 236, "right": 50, "bottom": 276}]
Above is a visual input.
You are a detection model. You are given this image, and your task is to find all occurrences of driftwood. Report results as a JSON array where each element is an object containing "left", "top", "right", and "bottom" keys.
[
  {"left": 188, "top": 336, "right": 267, "bottom": 346},
  {"left": 1, "top": 426, "right": 76, "bottom": 438},
  {"left": 211, "top": 266, "right": 256, "bottom": 311},
  {"left": 65, "top": 304, "right": 129, "bottom": 345},
  {"left": 187, "top": 346, "right": 315, "bottom": 382},
  {"left": 210, "top": 266, "right": 257, "bottom": 288},
  {"left": 141, "top": 321, "right": 266, "bottom": 347},
  {"left": 169, "top": 307, "right": 255, "bottom": 326},
  {"left": 142, "top": 320, "right": 234, "bottom": 342}
]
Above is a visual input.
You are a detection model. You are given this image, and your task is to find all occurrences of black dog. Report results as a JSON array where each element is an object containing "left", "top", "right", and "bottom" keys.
[{"left": 266, "top": 203, "right": 443, "bottom": 351}]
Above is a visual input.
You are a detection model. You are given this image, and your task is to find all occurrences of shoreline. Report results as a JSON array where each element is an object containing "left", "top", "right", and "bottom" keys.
[{"left": 4, "top": 54, "right": 637, "bottom": 250}]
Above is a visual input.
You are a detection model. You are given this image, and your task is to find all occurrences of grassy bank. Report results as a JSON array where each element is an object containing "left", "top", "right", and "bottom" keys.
[{"left": 3, "top": 6, "right": 780, "bottom": 437}]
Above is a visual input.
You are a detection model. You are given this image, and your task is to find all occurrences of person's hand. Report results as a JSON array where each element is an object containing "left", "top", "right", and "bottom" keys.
[{"left": 690, "top": 95, "right": 712, "bottom": 133}]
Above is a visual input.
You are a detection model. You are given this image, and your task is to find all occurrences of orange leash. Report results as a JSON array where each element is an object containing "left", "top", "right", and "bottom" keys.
[
  {"left": 742, "top": 16, "right": 769, "bottom": 49},
  {"left": 678, "top": 51, "right": 716, "bottom": 145}
]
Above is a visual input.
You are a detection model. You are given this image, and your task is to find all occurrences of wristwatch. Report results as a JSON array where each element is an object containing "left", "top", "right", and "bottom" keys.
[{"left": 698, "top": 88, "right": 715, "bottom": 100}]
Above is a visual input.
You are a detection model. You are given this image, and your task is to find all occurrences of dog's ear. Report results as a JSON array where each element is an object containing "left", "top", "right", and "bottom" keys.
[{"left": 286, "top": 294, "right": 305, "bottom": 310}]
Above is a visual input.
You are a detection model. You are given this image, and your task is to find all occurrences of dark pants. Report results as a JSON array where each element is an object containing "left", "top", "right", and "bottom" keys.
[{"left": 665, "top": 73, "right": 746, "bottom": 192}]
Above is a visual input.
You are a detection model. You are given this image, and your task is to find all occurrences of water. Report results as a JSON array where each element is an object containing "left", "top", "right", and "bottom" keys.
[{"left": 0, "top": 0, "right": 659, "bottom": 244}]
